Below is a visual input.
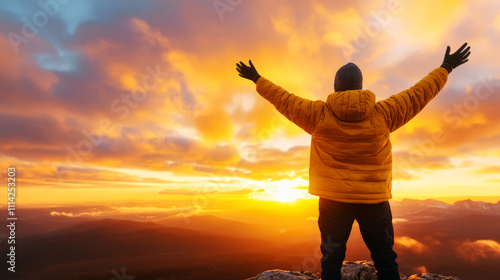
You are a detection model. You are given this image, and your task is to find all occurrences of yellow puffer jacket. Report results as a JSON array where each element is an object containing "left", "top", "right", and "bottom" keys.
[{"left": 255, "top": 67, "right": 448, "bottom": 203}]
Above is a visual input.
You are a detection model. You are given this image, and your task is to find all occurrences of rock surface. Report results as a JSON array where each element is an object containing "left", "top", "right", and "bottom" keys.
[
  {"left": 244, "top": 261, "right": 461, "bottom": 280},
  {"left": 406, "top": 274, "right": 461, "bottom": 280}
]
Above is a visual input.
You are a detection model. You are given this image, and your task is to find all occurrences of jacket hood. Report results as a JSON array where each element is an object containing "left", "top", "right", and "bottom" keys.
[{"left": 326, "top": 90, "right": 376, "bottom": 122}]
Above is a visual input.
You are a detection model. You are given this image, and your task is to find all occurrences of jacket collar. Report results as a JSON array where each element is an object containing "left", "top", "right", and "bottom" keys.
[{"left": 326, "top": 90, "right": 376, "bottom": 122}]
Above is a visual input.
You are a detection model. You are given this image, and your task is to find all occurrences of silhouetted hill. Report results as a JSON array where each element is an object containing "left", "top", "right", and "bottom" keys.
[
  {"left": 0, "top": 218, "right": 273, "bottom": 280},
  {"left": 157, "top": 214, "right": 280, "bottom": 239}
]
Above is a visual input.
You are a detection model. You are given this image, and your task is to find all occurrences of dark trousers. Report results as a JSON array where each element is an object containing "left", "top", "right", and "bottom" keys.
[{"left": 318, "top": 198, "right": 399, "bottom": 280}]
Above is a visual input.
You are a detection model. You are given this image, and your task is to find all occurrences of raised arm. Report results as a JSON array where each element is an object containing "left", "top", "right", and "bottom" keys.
[
  {"left": 375, "top": 43, "right": 471, "bottom": 132},
  {"left": 236, "top": 60, "right": 324, "bottom": 134}
]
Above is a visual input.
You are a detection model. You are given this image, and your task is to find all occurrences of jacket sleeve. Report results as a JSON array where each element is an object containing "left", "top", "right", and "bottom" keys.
[
  {"left": 375, "top": 67, "right": 448, "bottom": 132},
  {"left": 255, "top": 77, "right": 325, "bottom": 134}
]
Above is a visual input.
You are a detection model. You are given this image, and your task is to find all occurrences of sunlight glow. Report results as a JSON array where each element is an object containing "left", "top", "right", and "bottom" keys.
[
  {"left": 269, "top": 186, "right": 304, "bottom": 202},
  {"left": 251, "top": 179, "right": 307, "bottom": 202}
]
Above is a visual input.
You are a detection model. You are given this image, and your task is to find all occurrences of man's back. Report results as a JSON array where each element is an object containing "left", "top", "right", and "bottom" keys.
[
  {"left": 311, "top": 88, "right": 392, "bottom": 203},
  {"left": 255, "top": 67, "right": 448, "bottom": 203}
]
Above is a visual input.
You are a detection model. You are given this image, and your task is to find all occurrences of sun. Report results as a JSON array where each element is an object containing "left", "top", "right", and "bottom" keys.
[
  {"left": 269, "top": 186, "right": 303, "bottom": 202},
  {"left": 254, "top": 179, "right": 306, "bottom": 202}
]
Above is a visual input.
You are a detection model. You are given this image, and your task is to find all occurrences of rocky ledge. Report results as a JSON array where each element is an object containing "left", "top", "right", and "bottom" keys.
[{"left": 244, "top": 261, "right": 461, "bottom": 280}]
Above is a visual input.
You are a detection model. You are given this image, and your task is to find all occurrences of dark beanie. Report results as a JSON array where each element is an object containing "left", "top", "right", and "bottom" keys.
[{"left": 334, "top": 62, "right": 363, "bottom": 92}]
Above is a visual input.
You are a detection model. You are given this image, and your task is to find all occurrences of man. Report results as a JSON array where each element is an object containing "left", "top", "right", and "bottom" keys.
[{"left": 236, "top": 43, "right": 470, "bottom": 280}]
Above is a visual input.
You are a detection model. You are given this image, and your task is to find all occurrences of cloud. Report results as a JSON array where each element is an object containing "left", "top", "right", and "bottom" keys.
[
  {"left": 0, "top": 114, "right": 81, "bottom": 146},
  {"left": 53, "top": 166, "right": 177, "bottom": 185},
  {"left": 392, "top": 150, "right": 453, "bottom": 181},
  {"left": 392, "top": 218, "right": 408, "bottom": 224},
  {"left": 395, "top": 236, "right": 429, "bottom": 254},
  {"left": 194, "top": 105, "right": 234, "bottom": 141},
  {"left": 470, "top": 166, "right": 500, "bottom": 175},
  {"left": 233, "top": 144, "right": 310, "bottom": 180},
  {"left": 457, "top": 239, "right": 500, "bottom": 262},
  {"left": 390, "top": 76, "right": 500, "bottom": 158},
  {"left": 50, "top": 210, "right": 102, "bottom": 217},
  {"left": 158, "top": 187, "right": 260, "bottom": 196},
  {"left": 114, "top": 206, "right": 201, "bottom": 216},
  {"left": 48, "top": 205, "right": 204, "bottom": 220},
  {"left": 0, "top": 34, "right": 58, "bottom": 90}
]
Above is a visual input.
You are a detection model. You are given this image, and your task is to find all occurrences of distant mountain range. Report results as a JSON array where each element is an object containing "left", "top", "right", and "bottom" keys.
[{"left": 391, "top": 199, "right": 500, "bottom": 220}]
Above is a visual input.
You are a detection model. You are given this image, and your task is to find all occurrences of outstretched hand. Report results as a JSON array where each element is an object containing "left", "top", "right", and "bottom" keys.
[
  {"left": 236, "top": 60, "right": 261, "bottom": 83},
  {"left": 441, "top": 42, "right": 471, "bottom": 73}
]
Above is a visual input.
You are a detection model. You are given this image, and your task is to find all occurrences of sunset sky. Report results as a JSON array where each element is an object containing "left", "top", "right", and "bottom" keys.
[{"left": 1, "top": 0, "right": 499, "bottom": 218}]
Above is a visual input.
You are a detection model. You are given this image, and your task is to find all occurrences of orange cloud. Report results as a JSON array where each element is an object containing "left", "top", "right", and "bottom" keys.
[
  {"left": 0, "top": 34, "right": 58, "bottom": 91},
  {"left": 115, "top": 206, "right": 201, "bottom": 215},
  {"left": 395, "top": 236, "right": 429, "bottom": 254},
  {"left": 457, "top": 239, "right": 500, "bottom": 262},
  {"left": 158, "top": 188, "right": 258, "bottom": 196},
  {"left": 194, "top": 105, "right": 234, "bottom": 141},
  {"left": 50, "top": 211, "right": 102, "bottom": 217}
]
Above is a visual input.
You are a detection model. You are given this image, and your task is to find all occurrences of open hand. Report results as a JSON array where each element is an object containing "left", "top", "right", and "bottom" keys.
[
  {"left": 236, "top": 60, "right": 261, "bottom": 83},
  {"left": 441, "top": 43, "right": 471, "bottom": 73}
]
